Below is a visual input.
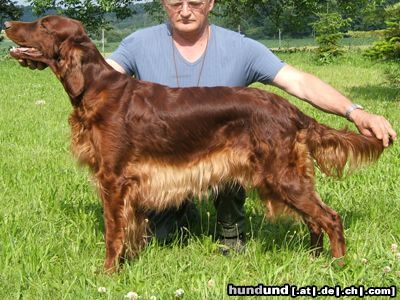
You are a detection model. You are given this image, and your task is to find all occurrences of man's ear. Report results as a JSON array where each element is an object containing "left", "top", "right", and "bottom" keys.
[{"left": 208, "top": 0, "right": 215, "bottom": 12}]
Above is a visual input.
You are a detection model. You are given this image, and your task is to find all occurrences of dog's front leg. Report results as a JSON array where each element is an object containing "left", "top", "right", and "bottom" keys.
[{"left": 99, "top": 177, "right": 127, "bottom": 273}]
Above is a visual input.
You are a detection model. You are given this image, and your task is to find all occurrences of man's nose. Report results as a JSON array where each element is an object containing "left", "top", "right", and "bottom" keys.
[{"left": 180, "top": 2, "right": 191, "bottom": 16}]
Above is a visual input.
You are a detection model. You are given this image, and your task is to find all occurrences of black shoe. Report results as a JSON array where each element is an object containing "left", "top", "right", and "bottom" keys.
[{"left": 218, "top": 234, "right": 246, "bottom": 256}]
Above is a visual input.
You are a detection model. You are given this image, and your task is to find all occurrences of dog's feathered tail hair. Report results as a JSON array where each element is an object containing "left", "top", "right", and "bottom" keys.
[{"left": 306, "top": 122, "right": 385, "bottom": 178}]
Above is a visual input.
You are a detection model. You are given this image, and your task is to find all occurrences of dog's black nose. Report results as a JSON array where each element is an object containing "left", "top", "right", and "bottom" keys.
[{"left": 4, "top": 21, "right": 12, "bottom": 29}]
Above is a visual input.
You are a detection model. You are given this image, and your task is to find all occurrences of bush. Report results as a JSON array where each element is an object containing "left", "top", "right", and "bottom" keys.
[
  {"left": 312, "top": 12, "right": 350, "bottom": 64},
  {"left": 364, "top": 3, "right": 399, "bottom": 87},
  {"left": 365, "top": 3, "right": 400, "bottom": 61},
  {"left": 244, "top": 27, "right": 266, "bottom": 40}
]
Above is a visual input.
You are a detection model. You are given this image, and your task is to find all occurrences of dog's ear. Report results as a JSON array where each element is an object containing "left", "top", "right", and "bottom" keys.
[{"left": 58, "top": 39, "right": 85, "bottom": 100}]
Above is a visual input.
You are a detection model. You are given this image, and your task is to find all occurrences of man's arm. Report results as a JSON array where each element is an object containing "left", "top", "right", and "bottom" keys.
[
  {"left": 272, "top": 64, "right": 397, "bottom": 147},
  {"left": 106, "top": 58, "right": 127, "bottom": 74}
]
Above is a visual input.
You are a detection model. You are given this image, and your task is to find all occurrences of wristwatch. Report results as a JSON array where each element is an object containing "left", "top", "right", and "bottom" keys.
[{"left": 345, "top": 103, "right": 364, "bottom": 121}]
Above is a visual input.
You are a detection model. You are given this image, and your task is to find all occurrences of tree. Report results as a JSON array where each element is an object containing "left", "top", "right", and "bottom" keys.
[
  {"left": 28, "top": 0, "right": 141, "bottom": 35},
  {"left": 365, "top": 2, "right": 400, "bottom": 86},
  {"left": 366, "top": 2, "right": 400, "bottom": 61},
  {"left": 0, "top": 0, "right": 23, "bottom": 42},
  {"left": 213, "top": 0, "right": 323, "bottom": 39},
  {"left": 312, "top": 12, "right": 350, "bottom": 63}
]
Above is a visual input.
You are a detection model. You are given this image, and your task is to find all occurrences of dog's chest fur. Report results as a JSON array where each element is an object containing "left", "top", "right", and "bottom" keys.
[{"left": 123, "top": 149, "right": 253, "bottom": 211}]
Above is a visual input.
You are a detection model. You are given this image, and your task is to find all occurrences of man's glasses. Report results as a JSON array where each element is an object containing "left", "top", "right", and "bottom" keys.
[{"left": 165, "top": 0, "right": 206, "bottom": 11}]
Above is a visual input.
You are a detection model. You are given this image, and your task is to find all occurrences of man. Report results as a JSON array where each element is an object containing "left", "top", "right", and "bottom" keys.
[{"left": 20, "top": 0, "right": 397, "bottom": 252}]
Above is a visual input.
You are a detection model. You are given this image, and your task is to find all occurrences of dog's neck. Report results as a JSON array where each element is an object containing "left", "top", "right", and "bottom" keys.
[{"left": 59, "top": 43, "right": 127, "bottom": 108}]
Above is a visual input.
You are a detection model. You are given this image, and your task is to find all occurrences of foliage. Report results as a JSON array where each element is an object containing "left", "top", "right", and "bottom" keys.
[
  {"left": 356, "top": 0, "right": 399, "bottom": 30},
  {"left": 210, "top": 0, "right": 395, "bottom": 38},
  {"left": 365, "top": 2, "right": 400, "bottom": 61},
  {"left": 211, "top": 0, "right": 251, "bottom": 30},
  {"left": 0, "top": 0, "right": 23, "bottom": 37},
  {"left": 312, "top": 12, "right": 350, "bottom": 64},
  {"left": 212, "top": 0, "right": 319, "bottom": 37},
  {"left": 364, "top": 2, "right": 400, "bottom": 87},
  {"left": 28, "top": 0, "right": 140, "bottom": 35},
  {"left": 24, "top": 0, "right": 400, "bottom": 40},
  {"left": 143, "top": 0, "right": 166, "bottom": 23}
]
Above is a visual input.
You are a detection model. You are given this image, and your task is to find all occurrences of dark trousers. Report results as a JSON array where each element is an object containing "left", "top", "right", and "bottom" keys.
[{"left": 148, "top": 184, "right": 246, "bottom": 241}]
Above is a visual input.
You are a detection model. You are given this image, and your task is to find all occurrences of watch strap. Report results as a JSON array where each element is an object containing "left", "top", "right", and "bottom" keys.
[{"left": 345, "top": 104, "right": 364, "bottom": 120}]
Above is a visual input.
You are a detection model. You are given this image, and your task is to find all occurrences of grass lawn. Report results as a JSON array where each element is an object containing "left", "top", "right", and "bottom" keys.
[{"left": 0, "top": 51, "right": 399, "bottom": 299}]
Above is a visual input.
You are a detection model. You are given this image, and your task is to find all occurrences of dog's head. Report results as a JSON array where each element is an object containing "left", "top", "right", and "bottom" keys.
[{"left": 5, "top": 15, "right": 94, "bottom": 99}]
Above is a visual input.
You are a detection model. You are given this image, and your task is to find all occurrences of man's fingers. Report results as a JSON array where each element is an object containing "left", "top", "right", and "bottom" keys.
[
  {"left": 384, "top": 120, "right": 397, "bottom": 145},
  {"left": 354, "top": 112, "right": 396, "bottom": 147},
  {"left": 377, "top": 117, "right": 396, "bottom": 147},
  {"left": 369, "top": 117, "right": 395, "bottom": 147}
]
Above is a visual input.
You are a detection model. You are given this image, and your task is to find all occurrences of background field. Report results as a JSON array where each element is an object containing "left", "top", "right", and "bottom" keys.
[{"left": 0, "top": 50, "right": 399, "bottom": 299}]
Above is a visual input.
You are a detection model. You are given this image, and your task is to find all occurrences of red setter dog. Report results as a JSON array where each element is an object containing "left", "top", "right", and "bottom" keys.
[{"left": 5, "top": 16, "right": 386, "bottom": 272}]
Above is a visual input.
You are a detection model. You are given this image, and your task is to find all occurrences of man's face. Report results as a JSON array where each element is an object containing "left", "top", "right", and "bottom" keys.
[{"left": 163, "top": 0, "right": 214, "bottom": 34}]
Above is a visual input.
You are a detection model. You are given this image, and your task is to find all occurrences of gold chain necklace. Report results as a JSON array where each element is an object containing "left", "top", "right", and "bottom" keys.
[{"left": 171, "top": 26, "right": 210, "bottom": 87}]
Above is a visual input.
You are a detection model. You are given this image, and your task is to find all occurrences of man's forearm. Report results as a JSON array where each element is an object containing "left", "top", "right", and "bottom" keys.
[{"left": 272, "top": 64, "right": 355, "bottom": 117}]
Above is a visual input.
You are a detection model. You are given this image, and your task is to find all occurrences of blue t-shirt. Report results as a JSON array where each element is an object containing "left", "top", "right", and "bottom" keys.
[{"left": 108, "top": 23, "right": 285, "bottom": 88}]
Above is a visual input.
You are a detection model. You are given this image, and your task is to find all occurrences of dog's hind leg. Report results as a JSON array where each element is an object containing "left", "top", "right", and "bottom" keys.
[
  {"left": 260, "top": 192, "right": 325, "bottom": 257},
  {"left": 303, "top": 216, "right": 324, "bottom": 257},
  {"left": 291, "top": 189, "right": 345, "bottom": 259},
  {"left": 257, "top": 176, "right": 345, "bottom": 259},
  {"left": 284, "top": 189, "right": 344, "bottom": 258}
]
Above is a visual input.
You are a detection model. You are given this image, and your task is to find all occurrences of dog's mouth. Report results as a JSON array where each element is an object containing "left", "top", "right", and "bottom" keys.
[{"left": 10, "top": 46, "right": 43, "bottom": 59}]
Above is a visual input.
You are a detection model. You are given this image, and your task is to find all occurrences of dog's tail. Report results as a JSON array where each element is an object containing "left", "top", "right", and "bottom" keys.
[
  {"left": 266, "top": 117, "right": 386, "bottom": 220},
  {"left": 306, "top": 121, "right": 385, "bottom": 178}
]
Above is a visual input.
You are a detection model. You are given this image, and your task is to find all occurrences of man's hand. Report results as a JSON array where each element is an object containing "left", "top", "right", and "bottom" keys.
[
  {"left": 349, "top": 109, "right": 397, "bottom": 147},
  {"left": 17, "top": 59, "right": 47, "bottom": 70}
]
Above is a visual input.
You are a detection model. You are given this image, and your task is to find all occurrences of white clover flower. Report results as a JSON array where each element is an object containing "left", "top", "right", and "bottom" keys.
[
  {"left": 391, "top": 243, "right": 398, "bottom": 253},
  {"left": 396, "top": 253, "right": 400, "bottom": 260},
  {"left": 149, "top": 296, "right": 157, "bottom": 300},
  {"left": 124, "top": 291, "right": 139, "bottom": 300},
  {"left": 361, "top": 258, "right": 368, "bottom": 264},
  {"left": 175, "top": 288, "right": 185, "bottom": 298},
  {"left": 35, "top": 100, "right": 46, "bottom": 106},
  {"left": 383, "top": 266, "right": 391, "bottom": 273},
  {"left": 207, "top": 279, "right": 216, "bottom": 288},
  {"left": 97, "top": 287, "right": 107, "bottom": 293}
]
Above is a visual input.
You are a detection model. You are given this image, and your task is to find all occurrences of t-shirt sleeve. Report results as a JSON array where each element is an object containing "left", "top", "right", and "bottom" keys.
[
  {"left": 243, "top": 37, "right": 285, "bottom": 85},
  {"left": 107, "top": 33, "right": 139, "bottom": 77}
]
